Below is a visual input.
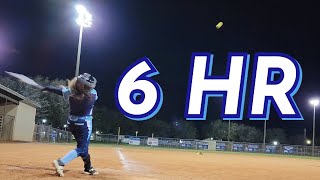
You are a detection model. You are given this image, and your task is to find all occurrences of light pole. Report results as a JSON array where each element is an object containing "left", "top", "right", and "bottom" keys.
[
  {"left": 310, "top": 99, "right": 319, "bottom": 156},
  {"left": 227, "top": 120, "right": 231, "bottom": 142},
  {"left": 263, "top": 119, "right": 267, "bottom": 153},
  {"left": 41, "top": 119, "right": 47, "bottom": 142},
  {"left": 304, "top": 128, "right": 307, "bottom": 155},
  {"left": 75, "top": 4, "right": 92, "bottom": 77},
  {"left": 63, "top": 124, "right": 68, "bottom": 142},
  {"left": 96, "top": 130, "right": 99, "bottom": 141}
]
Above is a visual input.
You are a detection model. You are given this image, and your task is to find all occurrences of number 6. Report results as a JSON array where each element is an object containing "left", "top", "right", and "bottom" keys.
[{"left": 115, "top": 57, "right": 163, "bottom": 121}]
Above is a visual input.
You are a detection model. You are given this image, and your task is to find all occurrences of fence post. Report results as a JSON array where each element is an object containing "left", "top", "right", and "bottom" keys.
[{"left": 117, "top": 127, "right": 120, "bottom": 146}]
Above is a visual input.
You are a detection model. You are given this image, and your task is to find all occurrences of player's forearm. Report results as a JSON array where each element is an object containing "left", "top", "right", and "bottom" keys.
[{"left": 43, "top": 86, "right": 63, "bottom": 96}]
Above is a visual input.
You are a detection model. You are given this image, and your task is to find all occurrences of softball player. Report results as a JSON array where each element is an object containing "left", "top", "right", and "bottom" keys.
[{"left": 42, "top": 73, "right": 98, "bottom": 177}]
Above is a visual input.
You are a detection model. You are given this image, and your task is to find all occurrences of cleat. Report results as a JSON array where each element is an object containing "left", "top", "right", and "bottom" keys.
[
  {"left": 53, "top": 160, "right": 64, "bottom": 177},
  {"left": 84, "top": 167, "right": 99, "bottom": 175}
]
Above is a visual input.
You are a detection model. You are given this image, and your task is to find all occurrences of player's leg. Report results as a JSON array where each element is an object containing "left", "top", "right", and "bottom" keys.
[
  {"left": 53, "top": 123, "right": 85, "bottom": 176},
  {"left": 52, "top": 124, "right": 78, "bottom": 177},
  {"left": 82, "top": 120, "right": 99, "bottom": 175},
  {"left": 59, "top": 123, "right": 88, "bottom": 165},
  {"left": 83, "top": 154, "right": 98, "bottom": 175}
]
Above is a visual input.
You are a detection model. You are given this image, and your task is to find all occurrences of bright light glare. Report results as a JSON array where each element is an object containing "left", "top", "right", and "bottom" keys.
[
  {"left": 306, "top": 140, "right": 311, "bottom": 145},
  {"left": 76, "top": 5, "right": 87, "bottom": 14},
  {"left": 310, "top": 99, "right": 319, "bottom": 106},
  {"left": 75, "top": 5, "right": 92, "bottom": 28},
  {"left": 273, "top": 141, "right": 278, "bottom": 146}
]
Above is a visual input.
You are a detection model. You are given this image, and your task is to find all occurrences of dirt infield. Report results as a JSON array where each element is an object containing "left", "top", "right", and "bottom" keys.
[{"left": 1, "top": 143, "right": 320, "bottom": 179}]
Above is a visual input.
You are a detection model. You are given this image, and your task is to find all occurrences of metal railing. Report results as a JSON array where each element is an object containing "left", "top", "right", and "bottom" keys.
[{"left": 94, "top": 133, "right": 320, "bottom": 157}]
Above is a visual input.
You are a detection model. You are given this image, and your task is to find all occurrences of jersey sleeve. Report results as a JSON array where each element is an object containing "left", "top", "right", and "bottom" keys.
[
  {"left": 91, "top": 89, "right": 98, "bottom": 100},
  {"left": 43, "top": 86, "right": 63, "bottom": 96},
  {"left": 62, "top": 87, "right": 71, "bottom": 101}
]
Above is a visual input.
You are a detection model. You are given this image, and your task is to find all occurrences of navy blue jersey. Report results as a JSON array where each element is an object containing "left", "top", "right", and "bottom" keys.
[{"left": 62, "top": 87, "right": 98, "bottom": 118}]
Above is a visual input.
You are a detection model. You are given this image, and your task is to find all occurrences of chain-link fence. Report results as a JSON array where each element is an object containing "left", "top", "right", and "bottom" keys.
[
  {"left": 31, "top": 127, "right": 320, "bottom": 157},
  {"left": 0, "top": 115, "right": 15, "bottom": 141},
  {"left": 214, "top": 141, "right": 320, "bottom": 156},
  {"left": 94, "top": 133, "right": 320, "bottom": 157},
  {"left": 33, "top": 124, "right": 72, "bottom": 143}
]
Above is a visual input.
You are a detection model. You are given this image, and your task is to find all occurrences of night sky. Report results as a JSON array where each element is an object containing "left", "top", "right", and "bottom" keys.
[{"left": 0, "top": 0, "right": 319, "bottom": 137}]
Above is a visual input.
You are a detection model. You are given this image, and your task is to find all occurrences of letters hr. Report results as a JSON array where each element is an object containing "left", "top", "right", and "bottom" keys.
[{"left": 184, "top": 53, "right": 303, "bottom": 120}]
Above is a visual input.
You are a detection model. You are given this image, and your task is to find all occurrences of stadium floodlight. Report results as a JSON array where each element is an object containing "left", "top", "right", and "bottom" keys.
[
  {"left": 306, "top": 140, "right": 311, "bottom": 145},
  {"left": 273, "top": 141, "right": 278, "bottom": 146},
  {"left": 75, "top": 5, "right": 92, "bottom": 28},
  {"left": 310, "top": 99, "right": 320, "bottom": 106},
  {"left": 310, "top": 98, "right": 319, "bottom": 156},
  {"left": 74, "top": 4, "right": 92, "bottom": 77},
  {"left": 42, "top": 119, "right": 47, "bottom": 124}
]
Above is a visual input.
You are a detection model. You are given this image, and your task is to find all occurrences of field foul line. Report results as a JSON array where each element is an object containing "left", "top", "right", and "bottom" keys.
[
  {"left": 116, "top": 148, "right": 134, "bottom": 172},
  {"left": 116, "top": 148, "right": 154, "bottom": 177}
]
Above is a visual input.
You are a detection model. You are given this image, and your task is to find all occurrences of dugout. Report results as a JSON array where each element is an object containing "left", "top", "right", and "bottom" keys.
[{"left": 0, "top": 84, "right": 40, "bottom": 142}]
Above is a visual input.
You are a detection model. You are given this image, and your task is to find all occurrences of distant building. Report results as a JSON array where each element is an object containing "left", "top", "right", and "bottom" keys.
[{"left": 0, "top": 84, "right": 40, "bottom": 142}]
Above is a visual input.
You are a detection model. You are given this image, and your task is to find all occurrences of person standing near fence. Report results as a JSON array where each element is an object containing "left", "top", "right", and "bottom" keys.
[
  {"left": 41, "top": 73, "right": 99, "bottom": 177},
  {"left": 51, "top": 130, "right": 57, "bottom": 143}
]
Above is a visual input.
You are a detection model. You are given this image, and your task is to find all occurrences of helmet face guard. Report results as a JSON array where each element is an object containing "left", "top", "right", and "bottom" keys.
[{"left": 77, "top": 73, "right": 97, "bottom": 89}]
